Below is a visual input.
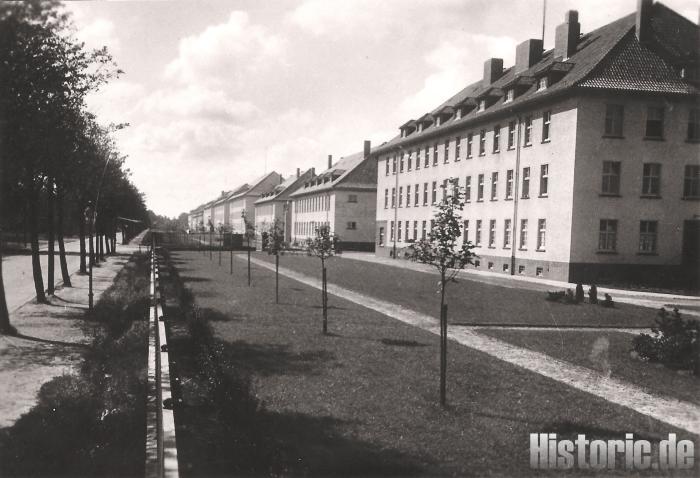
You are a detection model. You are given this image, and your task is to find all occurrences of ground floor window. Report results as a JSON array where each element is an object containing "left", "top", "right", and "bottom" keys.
[
  {"left": 598, "top": 219, "right": 618, "bottom": 252},
  {"left": 639, "top": 220, "right": 657, "bottom": 253}
]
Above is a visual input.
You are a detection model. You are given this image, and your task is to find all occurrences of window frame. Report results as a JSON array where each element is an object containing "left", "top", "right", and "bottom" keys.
[
  {"left": 539, "top": 164, "right": 549, "bottom": 197},
  {"left": 639, "top": 220, "right": 658, "bottom": 254},
  {"left": 598, "top": 219, "right": 618, "bottom": 253},
  {"left": 604, "top": 104, "right": 624, "bottom": 138},
  {"left": 641, "top": 163, "right": 661, "bottom": 197},
  {"left": 645, "top": 106, "right": 664, "bottom": 140},
  {"left": 542, "top": 111, "right": 551, "bottom": 143},
  {"left": 601, "top": 161, "right": 621, "bottom": 196}
]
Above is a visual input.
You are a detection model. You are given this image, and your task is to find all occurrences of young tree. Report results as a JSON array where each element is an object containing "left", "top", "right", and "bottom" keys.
[
  {"left": 306, "top": 225, "right": 338, "bottom": 334},
  {"left": 264, "top": 219, "right": 286, "bottom": 304},
  {"left": 242, "top": 212, "right": 255, "bottom": 286},
  {"left": 409, "top": 181, "right": 476, "bottom": 406}
]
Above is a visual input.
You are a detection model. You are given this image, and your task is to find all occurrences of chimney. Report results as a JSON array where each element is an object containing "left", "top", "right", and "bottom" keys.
[
  {"left": 328, "top": 154, "right": 333, "bottom": 169},
  {"left": 221, "top": 190, "right": 225, "bottom": 197},
  {"left": 554, "top": 10, "right": 580, "bottom": 60},
  {"left": 514, "top": 39, "right": 543, "bottom": 74},
  {"left": 483, "top": 58, "right": 504, "bottom": 86},
  {"left": 296, "top": 167, "right": 300, "bottom": 178},
  {"left": 363, "top": 140, "right": 371, "bottom": 159},
  {"left": 636, "top": 0, "right": 653, "bottom": 43},
  {"left": 311, "top": 167, "right": 315, "bottom": 177}
]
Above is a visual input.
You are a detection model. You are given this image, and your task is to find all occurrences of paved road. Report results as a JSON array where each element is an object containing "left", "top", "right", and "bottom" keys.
[{"left": 3, "top": 235, "right": 125, "bottom": 313}]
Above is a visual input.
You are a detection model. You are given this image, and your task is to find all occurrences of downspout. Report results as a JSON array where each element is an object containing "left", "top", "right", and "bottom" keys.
[{"left": 511, "top": 116, "right": 523, "bottom": 275}]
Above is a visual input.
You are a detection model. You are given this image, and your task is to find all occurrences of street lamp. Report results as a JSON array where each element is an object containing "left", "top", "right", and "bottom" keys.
[{"left": 84, "top": 201, "right": 95, "bottom": 311}]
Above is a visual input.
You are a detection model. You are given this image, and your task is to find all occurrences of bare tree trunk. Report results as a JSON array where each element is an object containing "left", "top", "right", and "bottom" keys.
[
  {"left": 275, "top": 254, "right": 279, "bottom": 304},
  {"left": 78, "top": 215, "right": 87, "bottom": 273},
  {"left": 439, "top": 274, "right": 447, "bottom": 407},
  {"left": 322, "top": 258, "right": 327, "bottom": 334},
  {"left": 0, "top": 230, "right": 15, "bottom": 334},
  {"left": 56, "top": 189, "right": 71, "bottom": 287},
  {"left": 47, "top": 185, "right": 55, "bottom": 295},
  {"left": 98, "top": 233, "right": 104, "bottom": 262},
  {"left": 29, "top": 196, "right": 47, "bottom": 304}
]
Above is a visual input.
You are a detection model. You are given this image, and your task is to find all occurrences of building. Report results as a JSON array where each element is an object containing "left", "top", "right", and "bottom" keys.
[
  {"left": 373, "top": 0, "right": 699, "bottom": 283},
  {"left": 188, "top": 205, "right": 204, "bottom": 231},
  {"left": 290, "top": 141, "right": 377, "bottom": 251},
  {"left": 254, "top": 168, "right": 315, "bottom": 244},
  {"left": 225, "top": 172, "right": 282, "bottom": 233}
]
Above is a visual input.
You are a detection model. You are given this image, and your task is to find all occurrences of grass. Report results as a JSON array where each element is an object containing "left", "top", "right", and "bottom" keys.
[
  {"left": 164, "top": 250, "right": 696, "bottom": 476},
  {"left": 478, "top": 328, "right": 700, "bottom": 406},
  {"left": 254, "top": 252, "right": 657, "bottom": 328},
  {"left": 0, "top": 252, "right": 149, "bottom": 477}
]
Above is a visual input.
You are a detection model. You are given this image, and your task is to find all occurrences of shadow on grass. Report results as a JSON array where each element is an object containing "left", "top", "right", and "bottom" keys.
[
  {"left": 219, "top": 340, "right": 336, "bottom": 377},
  {"left": 12, "top": 333, "right": 90, "bottom": 349},
  {"left": 179, "top": 275, "right": 213, "bottom": 283},
  {"left": 380, "top": 338, "right": 428, "bottom": 347},
  {"left": 195, "top": 307, "right": 243, "bottom": 322}
]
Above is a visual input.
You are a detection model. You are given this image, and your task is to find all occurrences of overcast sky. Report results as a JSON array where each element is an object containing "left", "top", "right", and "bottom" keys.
[{"left": 65, "top": 0, "right": 697, "bottom": 217}]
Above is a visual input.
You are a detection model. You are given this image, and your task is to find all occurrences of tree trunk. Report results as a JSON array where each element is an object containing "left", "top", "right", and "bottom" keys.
[
  {"left": 275, "top": 254, "right": 279, "bottom": 304},
  {"left": 439, "top": 273, "right": 447, "bottom": 407},
  {"left": 29, "top": 196, "right": 47, "bottom": 304},
  {"left": 78, "top": 215, "right": 87, "bottom": 274},
  {"left": 98, "top": 233, "right": 104, "bottom": 261},
  {"left": 247, "top": 247, "right": 251, "bottom": 286},
  {"left": 0, "top": 231, "right": 15, "bottom": 334},
  {"left": 47, "top": 185, "right": 55, "bottom": 295},
  {"left": 105, "top": 232, "right": 111, "bottom": 255},
  {"left": 322, "top": 260, "right": 327, "bottom": 334},
  {"left": 56, "top": 190, "right": 71, "bottom": 287}
]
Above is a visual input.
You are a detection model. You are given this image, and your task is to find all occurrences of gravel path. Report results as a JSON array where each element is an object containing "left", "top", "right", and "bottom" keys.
[{"left": 246, "top": 255, "right": 700, "bottom": 436}]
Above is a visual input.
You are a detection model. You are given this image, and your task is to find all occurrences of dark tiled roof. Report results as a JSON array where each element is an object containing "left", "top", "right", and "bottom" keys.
[
  {"left": 290, "top": 151, "right": 368, "bottom": 197},
  {"left": 375, "top": 3, "right": 698, "bottom": 155}
]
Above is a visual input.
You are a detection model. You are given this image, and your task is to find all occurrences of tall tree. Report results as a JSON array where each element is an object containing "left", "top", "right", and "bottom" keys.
[
  {"left": 409, "top": 181, "right": 476, "bottom": 406},
  {"left": 306, "top": 225, "right": 338, "bottom": 334}
]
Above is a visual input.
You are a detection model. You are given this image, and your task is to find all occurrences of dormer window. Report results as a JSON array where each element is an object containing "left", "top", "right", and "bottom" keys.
[
  {"left": 436, "top": 116, "right": 442, "bottom": 126},
  {"left": 455, "top": 108, "right": 462, "bottom": 120},
  {"left": 504, "top": 89, "right": 515, "bottom": 103},
  {"left": 478, "top": 99, "right": 486, "bottom": 112},
  {"left": 537, "top": 77, "right": 548, "bottom": 91}
]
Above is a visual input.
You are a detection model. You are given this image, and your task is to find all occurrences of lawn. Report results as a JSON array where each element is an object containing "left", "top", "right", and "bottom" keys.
[
  {"left": 478, "top": 328, "right": 700, "bottom": 406},
  {"left": 253, "top": 252, "right": 657, "bottom": 328},
  {"left": 163, "top": 250, "right": 695, "bottom": 476}
]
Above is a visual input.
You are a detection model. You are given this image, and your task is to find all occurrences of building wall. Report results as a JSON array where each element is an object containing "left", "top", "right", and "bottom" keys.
[
  {"left": 375, "top": 97, "right": 580, "bottom": 280},
  {"left": 291, "top": 192, "right": 333, "bottom": 244},
  {"left": 228, "top": 197, "right": 254, "bottom": 233},
  {"left": 333, "top": 189, "right": 377, "bottom": 247},
  {"left": 570, "top": 94, "right": 700, "bottom": 281},
  {"left": 212, "top": 201, "right": 226, "bottom": 229}
]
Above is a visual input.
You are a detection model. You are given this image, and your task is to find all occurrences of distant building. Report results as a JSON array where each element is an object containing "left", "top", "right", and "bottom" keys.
[
  {"left": 373, "top": 1, "right": 699, "bottom": 283},
  {"left": 226, "top": 172, "right": 282, "bottom": 233},
  {"left": 290, "top": 141, "right": 377, "bottom": 251},
  {"left": 254, "top": 168, "right": 315, "bottom": 244}
]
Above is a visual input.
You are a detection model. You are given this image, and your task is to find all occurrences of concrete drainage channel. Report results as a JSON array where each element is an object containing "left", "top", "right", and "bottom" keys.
[{"left": 146, "top": 246, "right": 180, "bottom": 477}]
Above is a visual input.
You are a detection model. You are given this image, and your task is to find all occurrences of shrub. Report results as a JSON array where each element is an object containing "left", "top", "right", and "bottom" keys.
[
  {"left": 601, "top": 293, "right": 614, "bottom": 308},
  {"left": 575, "top": 284, "right": 585, "bottom": 303},
  {"left": 546, "top": 290, "right": 566, "bottom": 302},
  {"left": 633, "top": 308, "right": 699, "bottom": 370},
  {"left": 588, "top": 284, "right": 598, "bottom": 304}
]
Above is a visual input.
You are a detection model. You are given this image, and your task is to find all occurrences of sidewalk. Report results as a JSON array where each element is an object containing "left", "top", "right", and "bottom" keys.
[
  {"left": 0, "top": 248, "right": 139, "bottom": 428},
  {"left": 341, "top": 252, "right": 700, "bottom": 317}
]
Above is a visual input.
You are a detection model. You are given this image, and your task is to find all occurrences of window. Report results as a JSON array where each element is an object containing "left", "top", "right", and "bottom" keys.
[
  {"left": 442, "top": 179, "right": 448, "bottom": 202},
  {"left": 348, "top": 194, "right": 358, "bottom": 203},
  {"left": 463, "top": 220, "right": 469, "bottom": 242},
  {"left": 414, "top": 184, "right": 419, "bottom": 206},
  {"left": 503, "top": 263, "right": 509, "bottom": 272},
  {"left": 478, "top": 99, "right": 486, "bottom": 112},
  {"left": 475, "top": 220, "right": 482, "bottom": 246},
  {"left": 522, "top": 167, "right": 530, "bottom": 198},
  {"left": 423, "top": 182, "right": 429, "bottom": 205},
  {"left": 537, "top": 77, "right": 548, "bottom": 91},
  {"left": 477, "top": 174, "right": 484, "bottom": 201},
  {"left": 385, "top": 158, "right": 390, "bottom": 176},
  {"left": 508, "top": 121, "right": 516, "bottom": 149},
  {"left": 390, "top": 221, "right": 394, "bottom": 241},
  {"left": 537, "top": 219, "right": 546, "bottom": 251},
  {"left": 413, "top": 221, "right": 418, "bottom": 241},
  {"left": 384, "top": 189, "right": 388, "bottom": 209},
  {"left": 493, "top": 125, "right": 500, "bottom": 152},
  {"left": 431, "top": 181, "right": 437, "bottom": 204},
  {"left": 391, "top": 187, "right": 396, "bottom": 208},
  {"left": 433, "top": 143, "right": 438, "bottom": 165},
  {"left": 407, "top": 151, "right": 412, "bottom": 171},
  {"left": 400, "top": 155, "right": 405, "bottom": 173},
  {"left": 645, "top": 106, "right": 664, "bottom": 139},
  {"left": 424, "top": 146, "right": 430, "bottom": 168},
  {"left": 398, "top": 221, "right": 403, "bottom": 241},
  {"left": 641, "top": 163, "right": 661, "bottom": 197},
  {"left": 405, "top": 221, "right": 410, "bottom": 241},
  {"left": 455, "top": 136, "right": 461, "bottom": 160},
  {"left": 684, "top": 165, "right": 700, "bottom": 198},
  {"left": 688, "top": 109, "right": 700, "bottom": 141},
  {"left": 489, "top": 220, "right": 496, "bottom": 248},
  {"left": 444, "top": 140, "right": 450, "bottom": 163},
  {"left": 524, "top": 116, "right": 532, "bottom": 145},
  {"left": 421, "top": 220, "right": 427, "bottom": 239},
  {"left": 502, "top": 169, "right": 512, "bottom": 200},
  {"left": 519, "top": 219, "right": 528, "bottom": 249},
  {"left": 518, "top": 265, "right": 525, "bottom": 275},
  {"left": 639, "top": 220, "right": 658, "bottom": 254},
  {"left": 542, "top": 111, "right": 551, "bottom": 142},
  {"left": 415, "top": 150, "right": 421, "bottom": 170},
  {"left": 540, "top": 164, "right": 549, "bottom": 197},
  {"left": 465, "top": 176, "right": 472, "bottom": 202},
  {"left": 398, "top": 186, "right": 403, "bottom": 207},
  {"left": 598, "top": 219, "right": 617, "bottom": 252},
  {"left": 406, "top": 185, "right": 411, "bottom": 207},
  {"left": 379, "top": 227, "right": 384, "bottom": 246},
  {"left": 479, "top": 130, "right": 486, "bottom": 155},
  {"left": 505, "top": 88, "right": 514, "bottom": 103},
  {"left": 503, "top": 219, "right": 512, "bottom": 248},
  {"left": 491, "top": 172, "right": 498, "bottom": 200},
  {"left": 392, "top": 155, "right": 397, "bottom": 174},
  {"left": 347, "top": 221, "right": 357, "bottom": 230},
  {"left": 605, "top": 104, "right": 624, "bottom": 137},
  {"left": 467, "top": 133, "right": 473, "bottom": 158},
  {"left": 488, "top": 262, "right": 494, "bottom": 270},
  {"left": 536, "top": 267, "right": 543, "bottom": 277},
  {"left": 601, "top": 161, "right": 621, "bottom": 195}
]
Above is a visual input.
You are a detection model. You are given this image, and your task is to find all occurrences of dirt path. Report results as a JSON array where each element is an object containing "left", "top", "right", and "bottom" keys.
[
  {"left": 245, "top": 255, "right": 700, "bottom": 436},
  {"left": 0, "top": 251, "right": 137, "bottom": 428}
]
